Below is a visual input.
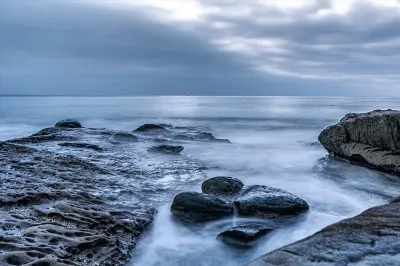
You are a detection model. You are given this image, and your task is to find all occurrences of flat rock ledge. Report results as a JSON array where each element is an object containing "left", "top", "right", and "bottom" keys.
[
  {"left": 247, "top": 199, "right": 400, "bottom": 266},
  {"left": 318, "top": 109, "right": 400, "bottom": 174}
]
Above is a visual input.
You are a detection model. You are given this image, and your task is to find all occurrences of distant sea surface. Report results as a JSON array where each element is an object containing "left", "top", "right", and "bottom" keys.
[{"left": 1, "top": 96, "right": 400, "bottom": 266}]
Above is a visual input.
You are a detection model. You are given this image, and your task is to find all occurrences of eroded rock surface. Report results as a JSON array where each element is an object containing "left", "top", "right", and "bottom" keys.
[
  {"left": 171, "top": 192, "right": 233, "bottom": 222},
  {"left": 319, "top": 109, "right": 400, "bottom": 174},
  {"left": 248, "top": 199, "right": 400, "bottom": 266},
  {"left": 202, "top": 176, "right": 244, "bottom": 198},
  {"left": 234, "top": 185, "right": 309, "bottom": 218},
  {"left": 1, "top": 122, "right": 224, "bottom": 265}
]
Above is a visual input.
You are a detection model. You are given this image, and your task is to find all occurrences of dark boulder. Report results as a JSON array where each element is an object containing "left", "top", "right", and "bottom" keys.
[
  {"left": 247, "top": 199, "right": 400, "bottom": 266},
  {"left": 134, "top": 124, "right": 167, "bottom": 132},
  {"left": 171, "top": 192, "right": 233, "bottom": 222},
  {"left": 218, "top": 223, "right": 274, "bottom": 247},
  {"left": 148, "top": 145, "right": 184, "bottom": 154},
  {"left": 319, "top": 109, "right": 400, "bottom": 174},
  {"left": 55, "top": 119, "right": 82, "bottom": 128},
  {"left": 234, "top": 185, "right": 309, "bottom": 218},
  {"left": 113, "top": 132, "right": 139, "bottom": 142},
  {"left": 202, "top": 176, "right": 244, "bottom": 197}
]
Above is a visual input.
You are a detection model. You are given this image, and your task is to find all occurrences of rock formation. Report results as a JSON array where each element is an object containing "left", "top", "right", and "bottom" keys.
[{"left": 319, "top": 109, "right": 400, "bottom": 174}]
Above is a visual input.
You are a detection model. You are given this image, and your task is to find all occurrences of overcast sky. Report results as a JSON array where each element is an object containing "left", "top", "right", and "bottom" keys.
[{"left": 0, "top": 0, "right": 399, "bottom": 96}]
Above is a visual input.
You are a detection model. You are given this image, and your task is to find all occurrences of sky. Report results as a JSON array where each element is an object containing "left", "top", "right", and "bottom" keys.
[{"left": 0, "top": 0, "right": 399, "bottom": 96}]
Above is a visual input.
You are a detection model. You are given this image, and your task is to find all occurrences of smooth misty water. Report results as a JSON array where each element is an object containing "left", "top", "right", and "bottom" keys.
[{"left": 1, "top": 96, "right": 400, "bottom": 266}]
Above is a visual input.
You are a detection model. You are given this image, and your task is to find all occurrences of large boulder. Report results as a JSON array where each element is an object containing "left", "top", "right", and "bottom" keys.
[
  {"left": 202, "top": 176, "right": 244, "bottom": 197},
  {"left": 55, "top": 119, "right": 82, "bottom": 128},
  {"left": 171, "top": 192, "right": 233, "bottom": 223},
  {"left": 247, "top": 199, "right": 400, "bottom": 266},
  {"left": 217, "top": 223, "right": 274, "bottom": 247},
  {"left": 319, "top": 109, "right": 400, "bottom": 174},
  {"left": 234, "top": 185, "right": 309, "bottom": 218}
]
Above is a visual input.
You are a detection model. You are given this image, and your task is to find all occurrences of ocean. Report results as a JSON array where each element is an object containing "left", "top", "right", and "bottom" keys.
[{"left": 1, "top": 96, "right": 400, "bottom": 266}]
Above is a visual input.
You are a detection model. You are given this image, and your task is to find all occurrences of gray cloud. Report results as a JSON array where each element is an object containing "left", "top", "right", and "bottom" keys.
[{"left": 0, "top": 0, "right": 398, "bottom": 96}]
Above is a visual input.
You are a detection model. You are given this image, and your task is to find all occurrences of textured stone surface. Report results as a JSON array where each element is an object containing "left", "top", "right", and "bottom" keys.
[
  {"left": 171, "top": 192, "right": 233, "bottom": 222},
  {"left": 247, "top": 200, "right": 400, "bottom": 266},
  {"left": 217, "top": 223, "right": 274, "bottom": 247},
  {"left": 319, "top": 109, "right": 400, "bottom": 174},
  {"left": 202, "top": 176, "right": 244, "bottom": 197},
  {"left": 58, "top": 142, "right": 103, "bottom": 151},
  {"left": 234, "top": 185, "right": 309, "bottom": 218},
  {"left": 0, "top": 141, "right": 154, "bottom": 266},
  {"left": 1, "top": 122, "right": 228, "bottom": 265}
]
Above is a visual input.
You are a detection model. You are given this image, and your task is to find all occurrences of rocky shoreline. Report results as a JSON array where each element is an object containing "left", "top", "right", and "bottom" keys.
[
  {"left": 248, "top": 109, "right": 400, "bottom": 265},
  {"left": 0, "top": 120, "right": 229, "bottom": 265},
  {"left": 1, "top": 109, "right": 400, "bottom": 265}
]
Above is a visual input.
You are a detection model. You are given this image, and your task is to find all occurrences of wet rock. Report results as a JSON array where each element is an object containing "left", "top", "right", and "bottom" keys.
[
  {"left": 234, "top": 185, "right": 309, "bottom": 218},
  {"left": 55, "top": 119, "right": 82, "bottom": 128},
  {"left": 247, "top": 199, "right": 400, "bottom": 266},
  {"left": 58, "top": 142, "right": 103, "bottom": 151},
  {"left": 134, "top": 124, "right": 167, "bottom": 132},
  {"left": 113, "top": 132, "right": 139, "bottom": 142},
  {"left": 218, "top": 223, "right": 274, "bottom": 247},
  {"left": 0, "top": 125, "right": 157, "bottom": 266},
  {"left": 319, "top": 109, "right": 400, "bottom": 174},
  {"left": 171, "top": 192, "right": 233, "bottom": 222},
  {"left": 202, "top": 176, "right": 244, "bottom": 197},
  {"left": 148, "top": 145, "right": 184, "bottom": 154}
]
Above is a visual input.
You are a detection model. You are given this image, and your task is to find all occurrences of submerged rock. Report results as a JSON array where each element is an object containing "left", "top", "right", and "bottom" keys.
[
  {"left": 202, "top": 176, "right": 244, "bottom": 197},
  {"left": 218, "top": 223, "right": 274, "bottom": 247},
  {"left": 113, "top": 132, "right": 139, "bottom": 142},
  {"left": 234, "top": 185, "right": 309, "bottom": 218},
  {"left": 319, "top": 109, "right": 400, "bottom": 174},
  {"left": 134, "top": 124, "right": 167, "bottom": 132},
  {"left": 55, "top": 119, "right": 82, "bottom": 128},
  {"left": 148, "top": 145, "right": 184, "bottom": 154},
  {"left": 247, "top": 199, "right": 400, "bottom": 266},
  {"left": 171, "top": 192, "right": 233, "bottom": 222},
  {"left": 58, "top": 142, "right": 103, "bottom": 151}
]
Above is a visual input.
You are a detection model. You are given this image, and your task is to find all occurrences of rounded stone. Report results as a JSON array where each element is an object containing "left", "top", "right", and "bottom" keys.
[
  {"left": 55, "top": 119, "right": 82, "bottom": 128},
  {"left": 217, "top": 223, "right": 274, "bottom": 247},
  {"left": 234, "top": 185, "right": 309, "bottom": 218},
  {"left": 202, "top": 176, "right": 244, "bottom": 197},
  {"left": 171, "top": 192, "right": 233, "bottom": 223},
  {"left": 134, "top": 124, "right": 166, "bottom": 132}
]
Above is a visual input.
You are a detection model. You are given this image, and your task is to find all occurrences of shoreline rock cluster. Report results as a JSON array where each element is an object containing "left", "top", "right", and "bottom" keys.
[
  {"left": 248, "top": 109, "right": 400, "bottom": 265},
  {"left": 170, "top": 176, "right": 309, "bottom": 247},
  {"left": 0, "top": 120, "right": 230, "bottom": 266}
]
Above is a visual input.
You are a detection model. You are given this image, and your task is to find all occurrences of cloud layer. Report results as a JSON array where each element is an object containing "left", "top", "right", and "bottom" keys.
[{"left": 0, "top": 0, "right": 399, "bottom": 95}]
